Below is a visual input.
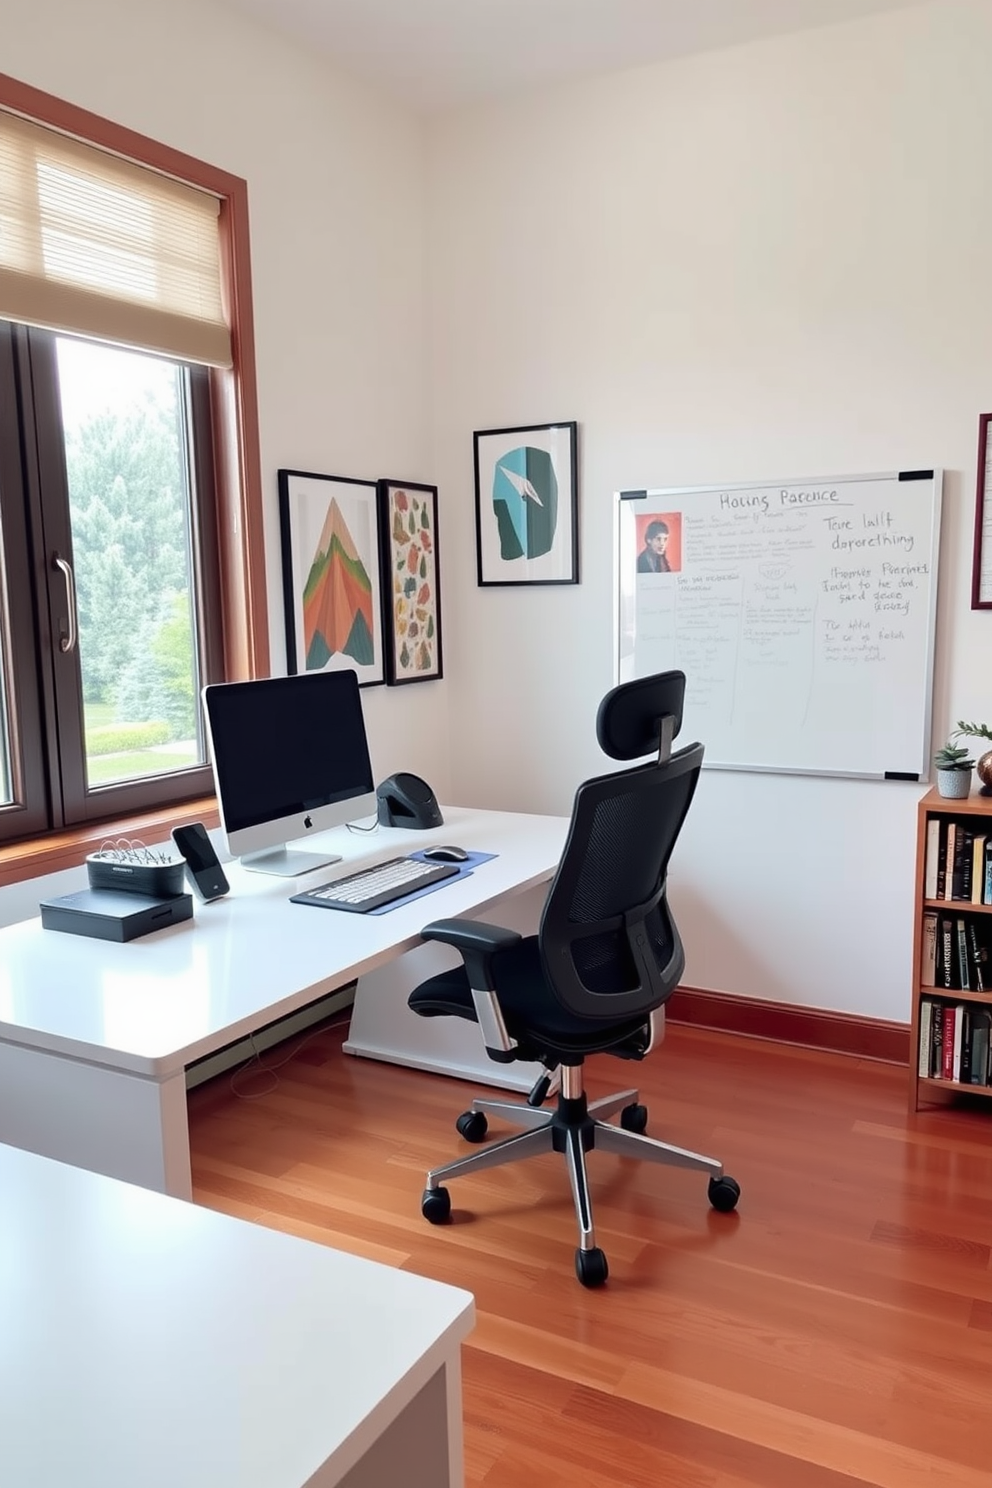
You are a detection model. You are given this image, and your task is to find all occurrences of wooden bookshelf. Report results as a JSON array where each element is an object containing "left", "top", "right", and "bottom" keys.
[{"left": 910, "top": 786, "right": 992, "bottom": 1109}]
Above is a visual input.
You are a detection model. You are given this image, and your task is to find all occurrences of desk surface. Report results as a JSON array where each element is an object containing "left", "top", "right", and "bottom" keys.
[
  {"left": 0, "top": 806, "right": 567, "bottom": 1077},
  {"left": 0, "top": 1143, "right": 474, "bottom": 1488}
]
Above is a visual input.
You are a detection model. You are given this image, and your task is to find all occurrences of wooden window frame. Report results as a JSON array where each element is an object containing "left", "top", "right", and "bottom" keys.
[{"left": 0, "top": 71, "right": 268, "bottom": 885}]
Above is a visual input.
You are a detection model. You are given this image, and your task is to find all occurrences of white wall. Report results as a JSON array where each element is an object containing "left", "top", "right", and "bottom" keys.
[
  {"left": 5, "top": 0, "right": 990, "bottom": 1025},
  {"left": 427, "top": 0, "right": 992, "bottom": 1020},
  {"left": 0, "top": 0, "right": 452, "bottom": 813}
]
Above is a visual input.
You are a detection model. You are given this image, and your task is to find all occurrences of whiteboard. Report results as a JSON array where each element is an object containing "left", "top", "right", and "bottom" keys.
[{"left": 615, "top": 470, "right": 942, "bottom": 780}]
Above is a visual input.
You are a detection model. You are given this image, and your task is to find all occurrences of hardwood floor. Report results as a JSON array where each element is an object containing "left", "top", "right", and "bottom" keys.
[{"left": 188, "top": 1022, "right": 992, "bottom": 1488}]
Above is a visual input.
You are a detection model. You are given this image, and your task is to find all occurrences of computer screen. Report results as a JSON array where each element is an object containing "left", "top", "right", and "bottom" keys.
[{"left": 202, "top": 669, "right": 377, "bottom": 876}]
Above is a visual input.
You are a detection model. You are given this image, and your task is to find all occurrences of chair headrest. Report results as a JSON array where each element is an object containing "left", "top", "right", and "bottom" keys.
[{"left": 596, "top": 671, "right": 686, "bottom": 761}]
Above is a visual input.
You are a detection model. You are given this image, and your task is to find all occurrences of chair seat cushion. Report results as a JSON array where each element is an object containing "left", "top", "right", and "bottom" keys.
[{"left": 408, "top": 935, "right": 650, "bottom": 1058}]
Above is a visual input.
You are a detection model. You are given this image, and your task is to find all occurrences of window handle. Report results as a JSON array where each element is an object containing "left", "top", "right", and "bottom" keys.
[{"left": 52, "top": 554, "right": 77, "bottom": 654}]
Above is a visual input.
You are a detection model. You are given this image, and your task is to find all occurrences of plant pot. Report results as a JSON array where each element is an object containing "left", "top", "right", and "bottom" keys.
[{"left": 936, "top": 766, "right": 973, "bottom": 799}]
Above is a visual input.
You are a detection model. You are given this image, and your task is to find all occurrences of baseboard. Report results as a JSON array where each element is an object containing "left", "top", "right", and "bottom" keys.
[
  {"left": 184, "top": 982, "right": 909, "bottom": 1089},
  {"left": 185, "top": 984, "right": 356, "bottom": 1089},
  {"left": 667, "top": 985, "right": 910, "bottom": 1066}
]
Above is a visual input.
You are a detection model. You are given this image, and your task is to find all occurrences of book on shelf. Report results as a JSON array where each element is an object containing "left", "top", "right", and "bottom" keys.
[
  {"left": 986, "top": 838, "right": 992, "bottom": 905},
  {"left": 966, "top": 920, "right": 987, "bottom": 992},
  {"left": 925, "top": 818, "right": 943, "bottom": 900},
  {"left": 942, "top": 1003, "right": 956, "bottom": 1080},
  {"left": 921, "top": 910, "right": 937, "bottom": 987},
  {"left": 955, "top": 918, "right": 970, "bottom": 991},
  {"left": 951, "top": 827, "right": 973, "bottom": 902},
  {"left": 943, "top": 823, "right": 956, "bottom": 900},
  {"left": 930, "top": 1001, "right": 944, "bottom": 1078},
  {"left": 939, "top": 913, "right": 950, "bottom": 986},
  {"left": 918, "top": 998, "right": 934, "bottom": 1077},
  {"left": 938, "top": 916, "right": 955, "bottom": 988},
  {"left": 933, "top": 1005, "right": 945, "bottom": 1077},
  {"left": 970, "top": 1007, "right": 992, "bottom": 1085},
  {"left": 958, "top": 1004, "right": 971, "bottom": 1084},
  {"left": 972, "top": 834, "right": 987, "bottom": 904}
]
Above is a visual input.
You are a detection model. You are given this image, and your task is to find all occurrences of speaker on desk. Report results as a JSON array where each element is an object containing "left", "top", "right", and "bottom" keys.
[{"left": 376, "top": 772, "right": 443, "bottom": 830}]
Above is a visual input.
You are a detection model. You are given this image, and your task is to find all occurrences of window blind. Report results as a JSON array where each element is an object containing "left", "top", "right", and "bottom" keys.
[{"left": 0, "top": 110, "right": 231, "bottom": 367}]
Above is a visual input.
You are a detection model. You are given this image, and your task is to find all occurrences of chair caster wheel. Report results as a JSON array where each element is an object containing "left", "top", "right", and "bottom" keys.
[
  {"left": 575, "top": 1246, "right": 609, "bottom": 1288},
  {"left": 708, "top": 1175, "right": 741, "bottom": 1213},
  {"left": 422, "top": 1186, "right": 451, "bottom": 1224},
  {"left": 455, "top": 1110, "right": 488, "bottom": 1143},
  {"left": 620, "top": 1102, "right": 648, "bottom": 1134}
]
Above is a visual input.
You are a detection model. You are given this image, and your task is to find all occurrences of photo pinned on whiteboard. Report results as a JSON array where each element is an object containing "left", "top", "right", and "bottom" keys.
[{"left": 635, "top": 511, "right": 682, "bottom": 574}]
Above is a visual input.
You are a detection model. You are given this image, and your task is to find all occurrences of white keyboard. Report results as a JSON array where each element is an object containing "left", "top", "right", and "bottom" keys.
[{"left": 293, "top": 855, "right": 459, "bottom": 913}]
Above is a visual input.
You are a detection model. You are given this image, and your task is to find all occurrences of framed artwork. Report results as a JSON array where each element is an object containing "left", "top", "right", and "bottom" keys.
[
  {"left": 473, "top": 420, "right": 578, "bottom": 586},
  {"left": 377, "top": 479, "right": 443, "bottom": 684},
  {"left": 278, "top": 468, "right": 385, "bottom": 685},
  {"left": 973, "top": 413, "right": 992, "bottom": 609}
]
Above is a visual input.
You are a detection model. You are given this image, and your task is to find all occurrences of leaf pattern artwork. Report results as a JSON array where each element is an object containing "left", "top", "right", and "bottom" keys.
[{"left": 385, "top": 486, "right": 440, "bottom": 681}]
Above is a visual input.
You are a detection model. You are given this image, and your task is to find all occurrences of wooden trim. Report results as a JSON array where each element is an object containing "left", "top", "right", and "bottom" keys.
[
  {"left": 214, "top": 180, "right": 268, "bottom": 681},
  {"left": 0, "top": 798, "right": 220, "bottom": 888},
  {"left": 667, "top": 985, "right": 910, "bottom": 1066},
  {"left": 0, "top": 72, "right": 248, "bottom": 199}
]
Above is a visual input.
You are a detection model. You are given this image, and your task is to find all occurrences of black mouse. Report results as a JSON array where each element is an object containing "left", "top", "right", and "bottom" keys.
[{"left": 423, "top": 845, "right": 469, "bottom": 863}]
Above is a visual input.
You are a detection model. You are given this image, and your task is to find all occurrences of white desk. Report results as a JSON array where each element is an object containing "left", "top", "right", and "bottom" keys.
[
  {"left": 0, "top": 806, "right": 567, "bottom": 1199},
  {"left": 0, "top": 1143, "right": 474, "bottom": 1488}
]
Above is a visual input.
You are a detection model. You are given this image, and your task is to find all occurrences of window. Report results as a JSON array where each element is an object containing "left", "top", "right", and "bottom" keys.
[
  {"left": 0, "top": 75, "right": 267, "bottom": 851},
  {"left": 0, "top": 323, "right": 224, "bottom": 838}
]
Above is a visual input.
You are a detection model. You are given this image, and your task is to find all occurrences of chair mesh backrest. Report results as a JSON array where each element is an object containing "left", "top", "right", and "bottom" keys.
[{"left": 538, "top": 742, "right": 702, "bottom": 1022}]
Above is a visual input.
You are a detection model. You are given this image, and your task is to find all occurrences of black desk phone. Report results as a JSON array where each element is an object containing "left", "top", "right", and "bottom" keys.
[{"left": 376, "top": 773, "right": 443, "bottom": 830}]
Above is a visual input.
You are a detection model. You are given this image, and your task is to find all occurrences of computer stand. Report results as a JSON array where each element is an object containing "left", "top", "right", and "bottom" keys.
[{"left": 240, "top": 846, "right": 342, "bottom": 878}]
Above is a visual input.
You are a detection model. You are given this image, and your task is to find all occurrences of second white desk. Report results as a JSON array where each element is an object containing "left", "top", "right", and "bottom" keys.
[{"left": 0, "top": 1142, "right": 474, "bottom": 1488}]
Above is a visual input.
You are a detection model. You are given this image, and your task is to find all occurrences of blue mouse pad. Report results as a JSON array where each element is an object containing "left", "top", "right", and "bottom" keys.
[{"left": 367, "top": 849, "right": 498, "bottom": 915}]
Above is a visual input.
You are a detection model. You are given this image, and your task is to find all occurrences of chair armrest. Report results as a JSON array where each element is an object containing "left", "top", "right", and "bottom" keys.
[
  {"left": 420, "top": 919, "right": 522, "bottom": 990},
  {"left": 420, "top": 919, "right": 521, "bottom": 1056}
]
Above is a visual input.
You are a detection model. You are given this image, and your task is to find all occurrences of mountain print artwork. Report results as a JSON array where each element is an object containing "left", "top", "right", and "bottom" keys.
[{"left": 302, "top": 497, "right": 375, "bottom": 670}]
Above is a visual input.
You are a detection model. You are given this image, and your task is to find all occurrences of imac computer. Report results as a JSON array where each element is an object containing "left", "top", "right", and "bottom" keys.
[{"left": 202, "top": 669, "right": 377, "bottom": 877}]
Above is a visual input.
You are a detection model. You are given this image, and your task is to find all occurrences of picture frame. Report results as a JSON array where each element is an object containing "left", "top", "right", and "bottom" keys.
[
  {"left": 377, "top": 479, "right": 443, "bottom": 684},
  {"left": 973, "top": 413, "right": 992, "bottom": 609},
  {"left": 278, "top": 468, "right": 385, "bottom": 685},
  {"left": 473, "top": 421, "right": 578, "bottom": 586}
]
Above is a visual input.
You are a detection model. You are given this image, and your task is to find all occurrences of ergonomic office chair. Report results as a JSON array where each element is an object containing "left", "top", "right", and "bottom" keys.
[{"left": 408, "top": 670, "right": 740, "bottom": 1287}]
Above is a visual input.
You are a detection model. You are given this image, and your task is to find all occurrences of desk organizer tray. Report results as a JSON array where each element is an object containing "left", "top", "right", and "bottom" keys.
[{"left": 86, "top": 850, "right": 186, "bottom": 897}]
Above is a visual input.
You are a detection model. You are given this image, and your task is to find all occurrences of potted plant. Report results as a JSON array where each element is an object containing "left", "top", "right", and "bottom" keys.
[
  {"left": 934, "top": 740, "right": 975, "bottom": 799},
  {"left": 953, "top": 720, "right": 992, "bottom": 795}
]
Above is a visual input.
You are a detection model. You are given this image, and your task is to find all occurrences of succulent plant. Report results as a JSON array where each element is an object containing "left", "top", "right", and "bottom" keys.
[{"left": 934, "top": 741, "right": 975, "bottom": 771}]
